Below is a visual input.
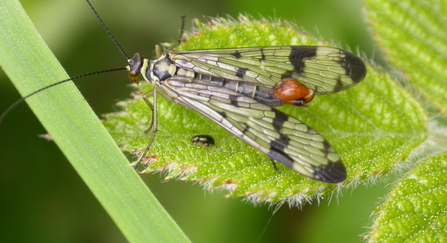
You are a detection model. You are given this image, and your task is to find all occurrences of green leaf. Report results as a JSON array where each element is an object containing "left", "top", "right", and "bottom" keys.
[
  {"left": 103, "top": 16, "right": 427, "bottom": 204},
  {"left": 364, "top": 0, "right": 447, "bottom": 241},
  {"left": 365, "top": 0, "right": 447, "bottom": 113},
  {"left": 0, "top": 0, "right": 189, "bottom": 242},
  {"left": 367, "top": 153, "right": 447, "bottom": 242}
]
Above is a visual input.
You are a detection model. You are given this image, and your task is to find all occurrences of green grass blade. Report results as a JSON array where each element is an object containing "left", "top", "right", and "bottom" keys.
[{"left": 0, "top": 0, "right": 190, "bottom": 242}]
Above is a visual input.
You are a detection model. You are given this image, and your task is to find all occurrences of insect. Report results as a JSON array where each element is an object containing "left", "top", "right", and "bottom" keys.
[
  {"left": 128, "top": 18, "right": 366, "bottom": 183},
  {"left": 191, "top": 135, "right": 215, "bottom": 147},
  {"left": 1, "top": 0, "right": 366, "bottom": 184},
  {"left": 129, "top": 43, "right": 366, "bottom": 183}
]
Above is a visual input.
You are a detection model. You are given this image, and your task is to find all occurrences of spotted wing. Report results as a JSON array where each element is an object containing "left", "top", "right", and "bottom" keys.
[
  {"left": 161, "top": 76, "right": 346, "bottom": 183},
  {"left": 169, "top": 46, "right": 366, "bottom": 94}
]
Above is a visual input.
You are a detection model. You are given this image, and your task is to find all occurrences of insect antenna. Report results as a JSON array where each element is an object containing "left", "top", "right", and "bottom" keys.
[
  {"left": 1, "top": 0, "right": 134, "bottom": 125},
  {"left": 85, "top": 0, "right": 129, "bottom": 60},
  {"left": 0, "top": 68, "right": 126, "bottom": 125}
]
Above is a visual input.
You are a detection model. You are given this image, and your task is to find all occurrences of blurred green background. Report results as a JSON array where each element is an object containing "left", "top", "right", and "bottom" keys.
[{"left": 0, "top": 0, "right": 386, "bottom": 242}]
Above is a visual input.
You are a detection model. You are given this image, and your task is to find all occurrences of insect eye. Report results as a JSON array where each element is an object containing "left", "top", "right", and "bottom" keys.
[{"left": 128, "top": 53, "right": 144, "bottom": 84}]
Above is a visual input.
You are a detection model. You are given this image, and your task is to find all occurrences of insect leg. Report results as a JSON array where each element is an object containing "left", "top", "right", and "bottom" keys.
[
  {"left": 162, "top": 16, "right": 186, "bottom": 54},
  {"left": 270, "top": 159, "right": 279, "bottom": 171},
  {"left": 142, "top": 90, "right": 155, "bottom": 134},
  {"left": 132, "top": 89, "right": 158, "bottom": 170}
]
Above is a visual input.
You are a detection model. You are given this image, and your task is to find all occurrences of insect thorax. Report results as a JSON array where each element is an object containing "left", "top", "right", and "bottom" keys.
[{"left": 149, "top": 55, "right": 181, "bottom": 81}]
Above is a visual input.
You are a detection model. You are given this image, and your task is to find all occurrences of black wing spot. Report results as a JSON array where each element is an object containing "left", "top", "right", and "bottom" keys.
[
  {"left": 267, "top": 146, "right": 294, "bottom": 165},
  {"left": 241, "top": 124, "right": 250, "bottom": 134},
  {"left": 259, "top": 48, "right": 266, "bottom": 62},
  {"left": 311, "top": 160, "right": 346, "bottom": 183},
  {"left": 271, "top": 109, "right": 289, "bottom": 127},
  {"left": 231, "top": 51, "right": 242, "bottom": 59},
  {"left": 289, "top": 46, "right": 318, "bottom": 73},
  {"left": 236, "top": 68, "right": 248, "bottom": 78},
  {"left": 334, "top": 78, "right": 344, "bottom": 91},
  {"left": 269, "top": 135, "right": 290, "bottom": 151},
  {"left": 322, "top": 140, "right": 332, "bottom": 150},
  {"left": 229, "top": 95, "right": 239, "bottom": 106},
  {"left": 337, "top": 50, "right": 367, "bottom": 82}
]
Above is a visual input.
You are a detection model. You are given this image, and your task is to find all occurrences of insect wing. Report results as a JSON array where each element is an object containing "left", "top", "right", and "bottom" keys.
[
  {"left": 170, "top": 46, "right": 366, "bottom": 94},
  {"left": 162, "top": 76, "right": 346, "bottom": 183}
]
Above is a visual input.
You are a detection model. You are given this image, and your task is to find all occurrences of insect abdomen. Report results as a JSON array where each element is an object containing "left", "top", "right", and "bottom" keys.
[{"left": 173, "top": 73, "right": 285, "bottom": 107}]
